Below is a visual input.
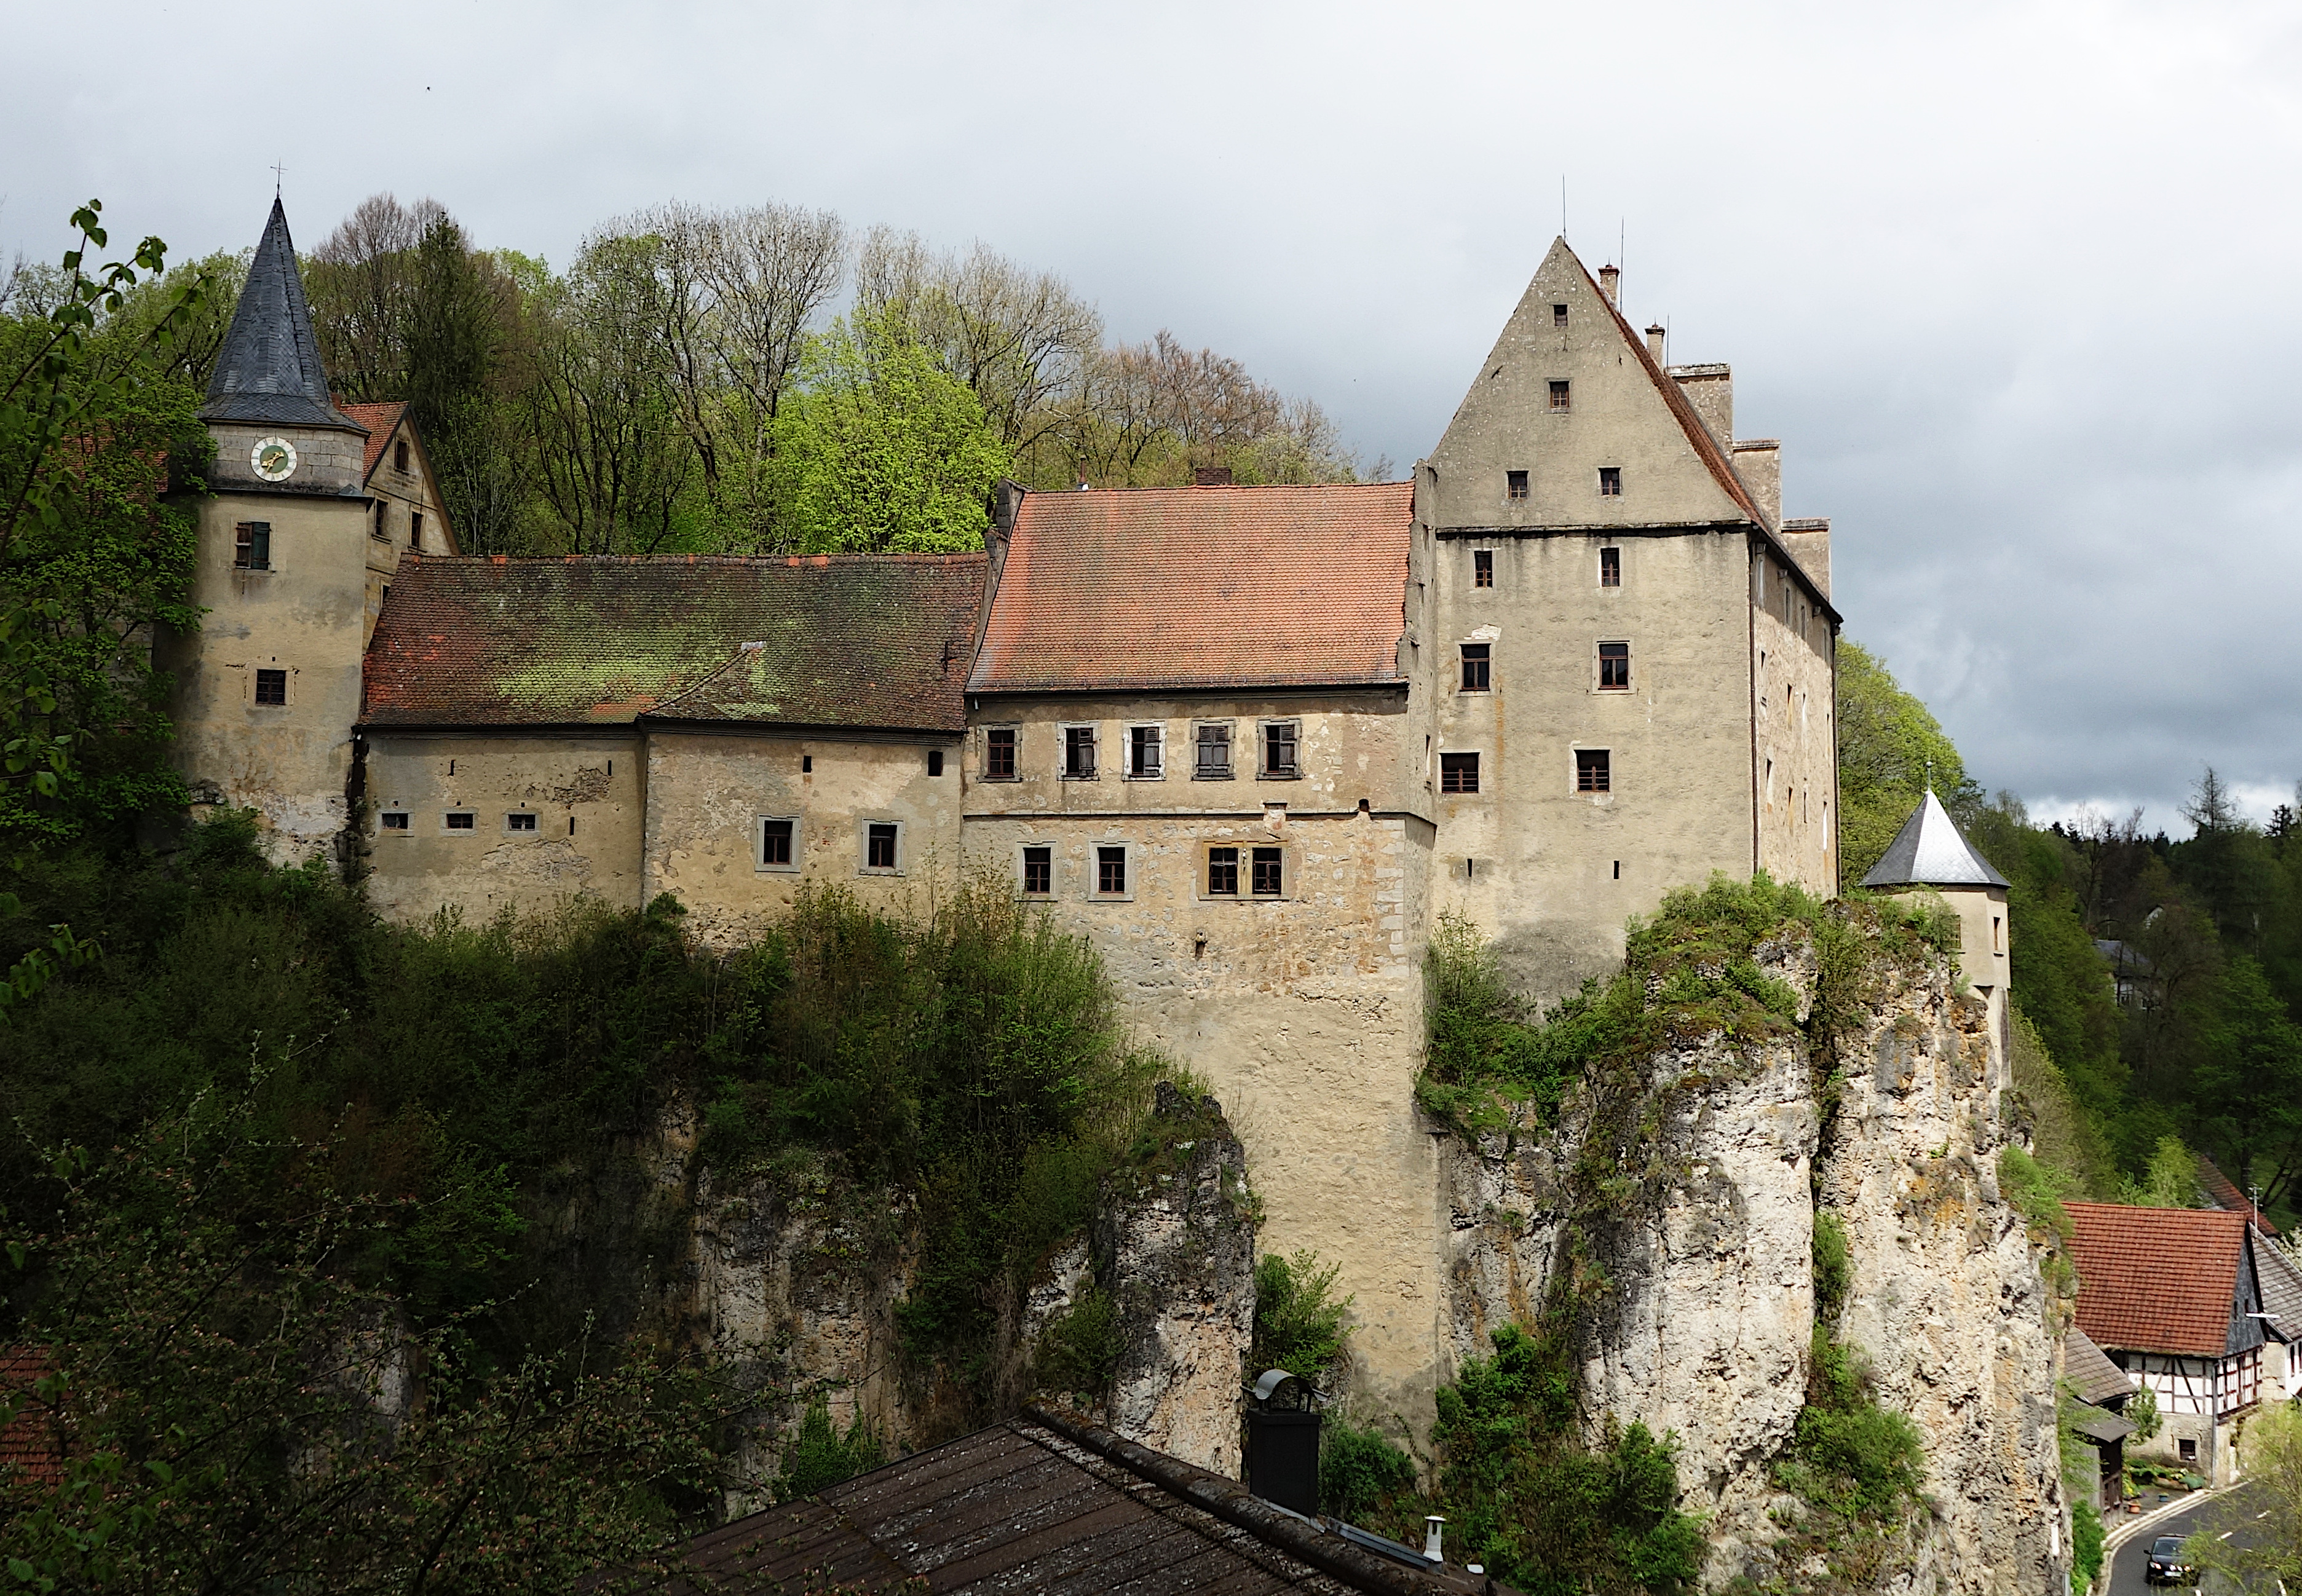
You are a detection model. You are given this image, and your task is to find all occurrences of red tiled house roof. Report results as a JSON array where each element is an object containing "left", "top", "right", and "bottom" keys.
[
  {"left": 1, "top": 1348, "right": 61, "bottom": 1489},
  {"left": 969, "top": 483, "right": 1413, "bottom": 693},
  {"left": 338, "top": 400, "right": 408, "bottom": 481},
  {"left": 362, "top": 554, "right": 987, "bottom": 733},
  {"left": 2065, "top": 1202, "right": 2252, "bottom": 1358}
]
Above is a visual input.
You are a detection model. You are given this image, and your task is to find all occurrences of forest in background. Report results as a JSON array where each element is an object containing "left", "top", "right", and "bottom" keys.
[{"left": 4, "top": 192, "right": 1380, "bottom": 559}]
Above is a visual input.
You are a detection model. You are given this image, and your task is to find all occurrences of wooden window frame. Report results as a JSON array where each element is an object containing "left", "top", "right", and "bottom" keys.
[
  {"left": 1549, "top": 380, "right": 1570, "bottom": 412},
  {"left": 252, "top": 667, "right": 289, "bottom": 706},
  {"left": 1205, "top": 845, "right": 1240, "bottom": 898},
  {"left": 1505, "top": 469, "right": 1529, "bottom": 500},
  {"left": 1598, "top": 466, "right": 1622, "bottom": 497},
  {"left": 1193, "top": 720, "right": 1235, "bottom": 780},
  {"left": 756, "top": 815, "right": 800, "bottom": 873},
  {"left": 1460, "top": 644, "right": 1490, "bottom": 693},
  {"left": 1088, "top": 841, "right": 1136, "bottom": 902},
  {"left": 981, "top": 725, "right": 1019, "bottom": 781},
  {"left": 1600, "top": 547, "right": 1621, "bottom": 588},
  {"left": 1062, "top": 723, "right": 1099, "bottom": 781},
  {"left": 1473, "top": 549, "right": 1494, "bottom": 588},
  {"left": 1259, "top": 719, "right": 1300, "bottom": 781},
  {"left": 1016, "top": 840, "right": 1056, "bottom": 899},
  {"left": 1439, "top": 752, "right": 1480, "bottom": 794},
  {"left": 234, "top": 521, "right": 272, "bottom": 571},
  {"left": 1576, "top": 748, "right": 1612, "bottom": 794},
  {"left": 1126, "top": 723, "right": 1165, "bottom": 780},
  {"left": 1597, "top": 641, "right": 1631, "bottom": 692},
  {"left": 1251, "top": 845, "right": 1284, "bottom": 898},
  {"left": 442, "top": 810, "right": 478, "bottom": 834},
  {"left": 860, "top": 819, "right": 904, "bottom": 875}
]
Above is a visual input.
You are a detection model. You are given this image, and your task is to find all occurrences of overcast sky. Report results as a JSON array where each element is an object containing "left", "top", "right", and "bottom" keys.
[{"left": 6, "top": 0, "right": 2295, "bottom": 835}]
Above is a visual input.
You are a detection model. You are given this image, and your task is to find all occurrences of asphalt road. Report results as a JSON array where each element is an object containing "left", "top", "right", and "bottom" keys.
[{"left": 2111, "top": 1485, "right": 2268, "bottom": 1596}]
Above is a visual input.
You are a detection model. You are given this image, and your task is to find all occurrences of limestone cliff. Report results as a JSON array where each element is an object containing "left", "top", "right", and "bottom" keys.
[{"left": 1439, "top": 917, "right": 2068, "bottom": 1595}]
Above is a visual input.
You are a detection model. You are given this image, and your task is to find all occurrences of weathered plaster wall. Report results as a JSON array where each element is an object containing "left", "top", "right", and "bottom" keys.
[
  {"left": 360, "top": 418, "right": 453, "bottom": 646},
  {"left": 363, "top": 733, "right": 646, "bottom": 921},
  {"left": 164, "top": 486, "right": 371, "bottom": 861},
  {"left": 1752, "top": 551, "right": 1839, "bottom": 893},
  {"left": 1428, "top": 522, "right": 1758, "bottom": 1006},
  {"left": 643, "top": 729, "right": 963, "bottom": 946}
]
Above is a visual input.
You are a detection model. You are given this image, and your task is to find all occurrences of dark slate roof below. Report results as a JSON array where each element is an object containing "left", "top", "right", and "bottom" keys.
[
  {"left": 1859, "top": 789, "right": 2011, "bottom": 888},
  {"left": 2063, "top": 1327, "right": 2137, "bottom": 1407},
  {"left": 2254, "top": 1234, "right": 2302, "bottom": 1338},
  {"left": 362, "top": 554, "right": 985, "bottom": 732},
  {"left": 201, "top": 198, "right": 361, "bottom": 431},
  {"left": 614, "top": 1407, "right": 1508, "bottom": 1595}
]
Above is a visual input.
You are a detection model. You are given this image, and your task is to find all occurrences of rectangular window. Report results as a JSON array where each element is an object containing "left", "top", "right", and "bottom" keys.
[
  {"left": 1096, "top": 845, "right": 1126, "bottom": 895},
  {"left": 1600, "top": 547, "right": 1621, "bottom": 587},
  {"left": 1064, "top": 725, "right": 1097, "bottom": 779},
  {"left": 253, "top": 668, "right": 287, "bottom": 705},
  {"left": 1251, "top": 846, "right": 1283, "bottom": 896},
  {"left": 1195, "top": 722, "right": 1232, "bottom": 778},
  {"left": 1261, "top": 721, "right": 1299, "bottom": 780},
  {"left": 1552, "top": 302, "right": 1568, "bottom": 327},
  {"left": 445, "top": 811, "right": 477, "bottom": 831},
  {"left": 506, "top": 812, "right": 538, "bottom": 832},
  {"left": 394, "top": 440, "right": 409, "bottom": 472},
  {"left": 1506, "top": 469, "right": 1529, "bottom": 500},
  {"left": 1207, "top": 847, "right": 1239, "bottom": 896},
  {"left": 1022, "top": 845, "right": 1052, "bottom": 896},
  {"left": 1576, "top": 749, "right": 1612, "bottom": 792},
  {"left": 1128, "top": 724, "right": 1163, "bottom": 778},
  {"left": 2179, "top": 1438, "right": 2198, "bottom": 1463},
  {"left": 1439, "top": 752, "right": 1479, "bottom": 794},
  {"left": 928, "top": 749, "right": 944, "bottom": 777},
  {"left": 1549, "top": 380, "right": 1570, "bottom": 411},
  {"left": 1461, "top": 643, "right": 1490, "bottom": 692},
  {"left": 234, "top": 521, "right": 271, "bottom": 570},
  {"left": 1598, "top": 467, "right": 1622, "bottom": 497},
  {"left": 1473, "top": 550, "right": 1493, "bottom": 588},
  {"left": 409, "top": 512, "right": 424, "bottom": 549},
  {"left": 373, "top": 502, "right": 389, "bottom": 540},
  {"left": 760, "top": 818, "right": 794, "bottom": 867},
  {"left": 866, "top": 823, "right": 898, "bottom": 870},
  {"left": 1598, "top": 641, "right": 1630, "bottom": 690},
  {"left": 380, "top": 811, "right": 410, "bottom": 831},
  {"left": 984, "top": 727, "right": 1016, "bottom": 780}
]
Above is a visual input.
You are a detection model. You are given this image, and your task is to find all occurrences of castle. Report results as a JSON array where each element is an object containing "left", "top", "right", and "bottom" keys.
[{"left": 173, "top": 199, "right": 1846, "bottom": 1420}]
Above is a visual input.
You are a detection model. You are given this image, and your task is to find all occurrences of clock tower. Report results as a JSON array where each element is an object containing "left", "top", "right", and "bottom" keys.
[{"left": 163, "top": 198, "right": 376, "bottom": 861}]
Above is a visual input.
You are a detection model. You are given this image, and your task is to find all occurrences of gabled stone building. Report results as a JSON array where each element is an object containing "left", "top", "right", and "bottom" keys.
[{"left": 170, "top": 202, "right": 1845, "bottom": 1420}]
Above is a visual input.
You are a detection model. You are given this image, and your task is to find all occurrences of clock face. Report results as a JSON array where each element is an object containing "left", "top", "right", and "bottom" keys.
[{"left": 251, "top": 437, "right": 298, "bottom": 482}]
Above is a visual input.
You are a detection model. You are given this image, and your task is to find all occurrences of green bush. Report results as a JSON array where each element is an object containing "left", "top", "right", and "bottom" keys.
[
  {"left": 1319, "top": 1416, "right": 1416, "bottom": 1522},
  {"left": 1998, "top": 1145, "right": 2079, "bottom": 1243},
  {"left": 1778, "top": 1328, "right": 1926, "bottom": 1521},
  {"left": 772, "top": 1393, "right": 886, "bottom": 1503},
  {"left": 1035, "top": 1287, "right": 1120, "bottom": 1400},
  {"left": 1813, "top": 1211, "right": 1852, "bottom": 1324},
  {"left": 2071, "top": 1498, "right": 2105, "bottom": 1590},
  {"left": 1251, "top": 1249, "right": 1352, "bottom": 1386}
]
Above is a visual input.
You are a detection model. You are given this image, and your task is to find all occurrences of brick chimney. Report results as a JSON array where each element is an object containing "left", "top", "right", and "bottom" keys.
[
  {"left": 1194, "top": 465, "right": 1234, "bottom": 486},
  {"left": 1599, "top": 264, "right": 1620, "bottom": 305},
  {"left": 1645, "top": 324, "right": 1666, "bottom": 363}
]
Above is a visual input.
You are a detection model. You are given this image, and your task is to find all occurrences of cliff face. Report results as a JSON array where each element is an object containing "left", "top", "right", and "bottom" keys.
[{"left": 1439, "top": 925, "right": 2068, "bottom": 1595}]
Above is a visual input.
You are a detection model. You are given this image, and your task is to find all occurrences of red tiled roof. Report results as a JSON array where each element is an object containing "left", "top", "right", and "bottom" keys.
[
  {"left": 362, "top": 554, "right": 986, "bottom": 732},
  {"left": 336, "top": 401, "right": 406, "bottom": 481},
  {"left": 1, "top": 1348, "right": 61, "bottom": 1489},
  {"left": 970, "top": 483, "right": 1412, "bottom": 693},
  {"left": 2065, "top": 1202, "right": 2249, "bottom": 1358}
]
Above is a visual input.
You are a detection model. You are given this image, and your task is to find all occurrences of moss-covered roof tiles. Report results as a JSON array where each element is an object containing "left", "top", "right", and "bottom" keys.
[{"left": 362, "top": 554, "right": 985, "bottom": 732}]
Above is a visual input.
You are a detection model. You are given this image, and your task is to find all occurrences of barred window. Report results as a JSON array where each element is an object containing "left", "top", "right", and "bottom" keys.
[
  {"left": 253, "top": 668, "right": 287, "bottom": 705},
  {"left": 1439, "top": 753, "right": 1479, "bottom": 794},
  {"left": 1576, "top": 749, "right": 1612, "bottom": 792}
]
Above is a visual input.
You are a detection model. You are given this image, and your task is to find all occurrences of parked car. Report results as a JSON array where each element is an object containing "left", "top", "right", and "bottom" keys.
[{"left": 2146, "top": 1536, "right": 2197, "bottom": 1585}]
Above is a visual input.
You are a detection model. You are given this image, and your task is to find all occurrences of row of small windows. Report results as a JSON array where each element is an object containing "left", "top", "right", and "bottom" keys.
[
  {"left": 381, "top": 809, "right": 548, "bottom": 834},
  {"left": 1470, "top": 547, "right": 1621, "bottom": 588},
  {"left": 985, "top": 720, "right": 1300, "bottom": 782},
  {"left": 1015, "top": 841, "right": 1287, "bottom": 901},
  {"left": 371, "top": 502, "right": 425, "bottom": 546},
  {"left": 1435, "top": 749, "right": 1611, "bottom": 795},
  {"left": 1457, "top": 641, "right": 1631, "bottom": 692},
  {"left": 1501, "top": 466, "right": 1622, "bottom": 500}
]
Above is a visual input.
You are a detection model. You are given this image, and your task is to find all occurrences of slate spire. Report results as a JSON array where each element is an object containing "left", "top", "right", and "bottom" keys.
[
  {"left": 200, "top": 198, "right": 356, "bottom": 430},
  {"left": 1859, "top": 789, "right": 2009, "bottom": 889}
]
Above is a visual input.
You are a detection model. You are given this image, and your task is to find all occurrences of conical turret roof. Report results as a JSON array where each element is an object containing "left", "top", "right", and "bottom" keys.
[
  {"left": 1859, "top": 789, "right": 2009, "bottom": 889},
  {"left": 201, "top": 198, "right": 358, "bottom": 430}
]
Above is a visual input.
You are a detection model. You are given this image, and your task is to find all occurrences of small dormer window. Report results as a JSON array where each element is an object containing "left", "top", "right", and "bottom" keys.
[{"left": 394, "top": 440, "right": 409, "bottom": 472}]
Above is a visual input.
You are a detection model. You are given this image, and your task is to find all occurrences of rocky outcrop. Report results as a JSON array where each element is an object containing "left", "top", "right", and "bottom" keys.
[
  {"left": 1440, "top": 924, "right": 2068, "bottom": 1596},
  {"left": 1099, "top": 1084, "right": 1257, "bottom": 1476}
]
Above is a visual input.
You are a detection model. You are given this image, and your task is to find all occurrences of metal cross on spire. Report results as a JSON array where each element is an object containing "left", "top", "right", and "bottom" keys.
[{"left": 271, "top": 161, "right": 286, "bottom": 198}]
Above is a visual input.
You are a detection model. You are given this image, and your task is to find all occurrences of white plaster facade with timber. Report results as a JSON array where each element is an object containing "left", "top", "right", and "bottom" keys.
[{"left": 170, "top": 205, "right": 1846, "bottom": 1426}]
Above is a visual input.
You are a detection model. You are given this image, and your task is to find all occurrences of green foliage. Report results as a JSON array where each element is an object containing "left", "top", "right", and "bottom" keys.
[
  {"left": 1034, "top": 1287, "right": 1120, "bottom": 1401},
  {"left": 1249, "top": 1249, "right": 1352, "bottom": 1386},
  {"left": 1835, "top": 639, "right": 1981, "bottom": 885},
  {"left": 2007, "top": 1005, "right": 2117, "bottom": 1199},
  {"left": 2118, "top": 1136, "right": 2202, "bottom": 1208},
  {"left": 2071, "top": 1499, "right": 2106, "bottom": 1591},
  {"left": 1811, "top": 1211, "right": 1852, "bottom": 1323},
  {"left": 1997, "top": 1145, "right": 2078, "bottom": 1242},
  {"left": 1318, "top": 1415, "right": 1416, "bottom": 1522},
  {"left": 2186, "top": 1400, "right": 2302, "bottom": 1593},
  {"left": 772, "top": 1394, "right": 887, "bottom": 1504},
  {"left": 1414, "top": 1322, "right": 1705, "bottom": 1595},
  {"left": 2126, "top": 1383, "right": 2162, "bottom": 1445},
  {"left": 0, "top": 200, "right": 208, "bottom": 843},
  {"left": 1777, "top": 1328, "right": 1926, "bottom": 1522},
  {"left": 0, "top": 1083, "right": 734, "bottom": 1593},
  {"left": 770, "top": 312, "right": 1011, "bottom": 553}
]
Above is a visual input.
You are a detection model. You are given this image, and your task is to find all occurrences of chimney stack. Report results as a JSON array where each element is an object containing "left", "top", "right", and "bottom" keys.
[
  {"left": 1193, "top": 465, "right": 1233, "bottom": 487},
  {"left": 1645, "top": 323, "right": 1666, "bottom": 363},
  {"left": 1598, "top": 264, "right": 1620, "bottom": 305}
]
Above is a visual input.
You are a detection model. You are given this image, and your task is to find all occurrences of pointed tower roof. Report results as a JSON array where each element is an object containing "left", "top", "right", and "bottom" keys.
[
  {"left": 201, "top": 199, "right": 360, "bottom": 431},
  {"left": 1859, "top": 790, "right": 2009, "bottom": 889}
]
